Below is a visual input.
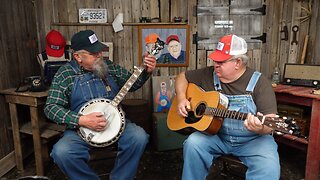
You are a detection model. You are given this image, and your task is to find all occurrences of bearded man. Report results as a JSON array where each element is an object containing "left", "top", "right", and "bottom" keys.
[{"left": 44, "top": 30, "right": 157, "bottom": 180}]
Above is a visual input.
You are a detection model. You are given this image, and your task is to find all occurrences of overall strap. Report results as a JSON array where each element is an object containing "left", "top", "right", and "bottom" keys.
[
  {"left": 64, "top": 50, "right": 70, "bottom": 59},
  {"left": 213, "top": 71, "right": 222, "bottom": 91},
  {"left": 69, "top": 60, "right": 81, "bottom": 74},
  {"left": 246, "top": 71, "right": 261, "bottom": 94},
  {"left": 41, "top": 51, "right": 48, "bottom": 60}
]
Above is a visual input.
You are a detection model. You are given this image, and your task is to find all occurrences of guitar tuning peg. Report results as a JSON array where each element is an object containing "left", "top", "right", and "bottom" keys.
[
  {"left": 284, "top": 116, "right": 293, "bottom": 124},
  {"left": 288, "top": 123, "right": 301, "bottom": 136}
]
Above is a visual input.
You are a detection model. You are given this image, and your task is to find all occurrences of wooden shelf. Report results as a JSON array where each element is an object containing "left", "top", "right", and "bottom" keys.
[
  {"left": 51, "top": 22, "right": 187, "bottom": 26},
  {"left": 274, "top": 134, "right": 308, "bottom": 152},
  {"left": 19, "top": 122, "right": 65, "bottom": 140}
]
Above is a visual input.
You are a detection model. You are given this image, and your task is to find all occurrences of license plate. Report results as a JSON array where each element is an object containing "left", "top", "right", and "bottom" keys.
[{"left": 79, "top": 9, "right": 107, "bottom": 23}]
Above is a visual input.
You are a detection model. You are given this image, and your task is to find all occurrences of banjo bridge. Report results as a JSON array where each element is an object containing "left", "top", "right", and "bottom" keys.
[{"left": 87, "top": 133, "right": 94, "bottom": 142}]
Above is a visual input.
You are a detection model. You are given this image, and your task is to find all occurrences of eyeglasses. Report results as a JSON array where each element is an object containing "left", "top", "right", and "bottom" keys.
[
  {"left": 213, "top": 58, "right": 236, "bottom": 65},
  {"left": 76, "top": 51, "right": 102, "bottom": 57}
]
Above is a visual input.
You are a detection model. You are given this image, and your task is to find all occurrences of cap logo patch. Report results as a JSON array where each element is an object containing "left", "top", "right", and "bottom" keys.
[
  {"left": 216, "top": 42, "right": 224, "bottom": 51},
  {"left": 50, "top": 45, "right": 60, "bottom": 50},
  {"left": 88, "top": 34, "right": 98, "bottom": 44}
]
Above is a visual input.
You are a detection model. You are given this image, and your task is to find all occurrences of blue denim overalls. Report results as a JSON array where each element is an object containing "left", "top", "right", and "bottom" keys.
[
  {"left": 182, "top": 71, "right": 280, "bottom": 180},
  {"left": 50, "top": 60, "right": 149, "bottom": 180}
]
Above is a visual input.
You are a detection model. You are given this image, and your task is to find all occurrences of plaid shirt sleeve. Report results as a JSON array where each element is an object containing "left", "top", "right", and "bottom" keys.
[
  {"left": 44, "top": 60, "right": 151, "bottom": 128},
  {"left": 106, "top": 60, "right": 151, "bottom": 91},
  {"left": 44, "top": 64, "right": 80, "bottom": 127}
]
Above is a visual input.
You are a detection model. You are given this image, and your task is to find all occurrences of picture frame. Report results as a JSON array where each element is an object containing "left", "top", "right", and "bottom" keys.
[
  {"left": 138, "top": 25, "right": 190, "bottom": 67},
  {"left": 152, "top": 76, "right": 176, "bottom": 112}
]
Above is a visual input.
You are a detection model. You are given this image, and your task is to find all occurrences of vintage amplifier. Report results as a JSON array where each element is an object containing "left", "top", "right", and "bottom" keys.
[{"left": 282, "top": 63, "right": 320, "bottom": 87}]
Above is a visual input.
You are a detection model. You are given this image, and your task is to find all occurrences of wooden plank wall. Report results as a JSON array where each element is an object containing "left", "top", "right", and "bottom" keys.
[
  {"left": 0, "top": 0, "right": 39, "bottom": 160},
  {"left": 262, "top": 0, "right": 320, "bottom": 79}
]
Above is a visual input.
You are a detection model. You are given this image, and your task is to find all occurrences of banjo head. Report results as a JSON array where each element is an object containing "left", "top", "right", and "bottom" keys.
[{"left": 78, "top": 98, "right": 125, "bottom": 147}]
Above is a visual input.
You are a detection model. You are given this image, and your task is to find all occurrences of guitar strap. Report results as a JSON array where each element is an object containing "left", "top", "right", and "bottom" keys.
[{"left": 213, "top": 71, "right": 261, "bottom": 94}]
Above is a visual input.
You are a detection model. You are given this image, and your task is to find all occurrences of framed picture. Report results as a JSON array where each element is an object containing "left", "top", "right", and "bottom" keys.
[
  {"left": 152, "top": 76, "right": 176, "bottom": 112},
  {"left": 138, "top": 25, "right": 190, "bottom": 67}
]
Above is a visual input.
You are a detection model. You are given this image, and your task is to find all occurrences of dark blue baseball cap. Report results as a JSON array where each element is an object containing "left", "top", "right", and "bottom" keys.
[{"left": 71, "top": 30, "right": 107, "bottom": 53}]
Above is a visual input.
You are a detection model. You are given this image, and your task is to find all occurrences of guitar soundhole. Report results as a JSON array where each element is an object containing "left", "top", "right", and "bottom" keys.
[
  {"left": 195, "top": 103, "right": 206, "bottom": 116},
  {"left": 185, "top": 103, "right": 206, "bottom": 124},
  {"left": 185, "top": 112, "right": 201, "bottom": 124}
]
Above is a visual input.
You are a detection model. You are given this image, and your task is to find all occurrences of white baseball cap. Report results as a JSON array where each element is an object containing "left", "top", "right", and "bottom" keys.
[{"left": 208, "top": 34, "right": 247, "bottom": 62}]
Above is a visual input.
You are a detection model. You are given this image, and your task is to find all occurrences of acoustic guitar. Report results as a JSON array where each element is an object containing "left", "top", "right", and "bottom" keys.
[{"left": 167, "top": 83, "right": 299, "bottom": 135}]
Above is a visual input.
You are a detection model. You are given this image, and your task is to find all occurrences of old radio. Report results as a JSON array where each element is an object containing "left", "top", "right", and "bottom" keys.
[{"left": 282, "top": 63, "right": 320, "bottom": 87}]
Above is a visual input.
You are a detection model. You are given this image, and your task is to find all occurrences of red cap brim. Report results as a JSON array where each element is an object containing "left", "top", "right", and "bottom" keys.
[
  {"left": 208, "top": 51, "right": 232, "bottom": 62},
  {"left": 46, "top": 45, "right": 65, "bottom": 57}
]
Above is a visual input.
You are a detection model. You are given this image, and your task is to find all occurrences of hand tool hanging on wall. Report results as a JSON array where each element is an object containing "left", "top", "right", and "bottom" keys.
[
  {"left": 291, "top": 25, "right": 299, "bottom": 45},
  {"left": 300, "top": 35, "right": 309, "bottom": 64},
  {"left": 280, "top": 24, "right": 288, "bottom": 41}
]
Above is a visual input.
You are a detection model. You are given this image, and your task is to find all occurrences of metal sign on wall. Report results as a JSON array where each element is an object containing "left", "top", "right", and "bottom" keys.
[{"left": 79, "top": 9, "right": 107, "bottom": 23}]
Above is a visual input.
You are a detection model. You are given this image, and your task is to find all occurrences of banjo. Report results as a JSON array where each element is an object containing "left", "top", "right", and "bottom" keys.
[{"left": 78, "top": 38, "right": 164, "bottom": 147}]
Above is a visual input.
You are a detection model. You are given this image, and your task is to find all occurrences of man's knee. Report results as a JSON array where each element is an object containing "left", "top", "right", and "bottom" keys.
[
  {"left": 131, "top": 127, "right": 149, "bottom": 147},
  {"left": 51, "top": 142, "right": 71, "bottom": 161}
]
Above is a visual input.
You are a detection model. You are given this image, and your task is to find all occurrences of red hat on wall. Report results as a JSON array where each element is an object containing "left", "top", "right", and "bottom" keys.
[{"left": 45, "top": 30, "right": 66, "bottom": 57}]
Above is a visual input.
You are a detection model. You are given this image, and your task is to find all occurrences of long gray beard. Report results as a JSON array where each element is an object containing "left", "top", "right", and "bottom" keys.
[{"left": 92, "top": 58, "right": 109, "bottom": 79}]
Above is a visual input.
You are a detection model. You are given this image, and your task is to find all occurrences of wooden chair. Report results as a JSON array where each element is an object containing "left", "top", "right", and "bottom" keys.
[
  {"left": 89, "top": 145, "right": 118, "bottom": 178},
  {"left": 219, "top": 155, "right": 247, "bottom": 179}
]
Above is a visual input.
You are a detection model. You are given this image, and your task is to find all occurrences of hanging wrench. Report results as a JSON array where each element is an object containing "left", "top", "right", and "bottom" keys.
[{"left": 291, "top": 25, "right": 299, "bottom": 45}]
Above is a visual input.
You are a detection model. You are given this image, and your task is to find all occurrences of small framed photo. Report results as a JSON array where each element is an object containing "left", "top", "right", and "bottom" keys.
[
  {"left": 152, "top": 76, "right": 176, "bottom": 112},
  {"left": 138, "top": 25, "right": 190, "bottom": 67}
]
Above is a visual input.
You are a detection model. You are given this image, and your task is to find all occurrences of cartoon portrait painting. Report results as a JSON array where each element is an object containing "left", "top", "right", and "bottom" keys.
[
  {"left": 139, "top": 25, "right": 189, "bottom": 67},
  {"left": 152, "top": 76, "right": 176, "bottom": 112}
]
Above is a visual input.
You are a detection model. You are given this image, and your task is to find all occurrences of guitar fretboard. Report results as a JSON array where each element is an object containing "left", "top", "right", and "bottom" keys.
[
  {"left": 111, "top": 65, "right": 145, "bottom": 106},
  {"left": 204, "top": 107, "right": 248, "bottom": 121}
]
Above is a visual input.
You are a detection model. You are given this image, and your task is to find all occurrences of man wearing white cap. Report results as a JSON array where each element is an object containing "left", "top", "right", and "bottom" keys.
[
  {"left": 157, "top": 35, "right": 186, "bottom": 64},
  {"left": 174, "top": 34, "right": 280, "bottom": 180}
]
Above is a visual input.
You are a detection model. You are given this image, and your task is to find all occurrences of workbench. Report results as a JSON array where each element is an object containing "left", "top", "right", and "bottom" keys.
[
  {"left": 273, "top": 84, "right": 320, "bottom": 180},
  {"left": 0, "top": 88, "right": 64, "bottom": 175}
]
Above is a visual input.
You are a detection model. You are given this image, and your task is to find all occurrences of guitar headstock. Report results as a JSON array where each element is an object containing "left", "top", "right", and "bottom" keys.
[{"left": 263, "top": 116, "right": 301, "bottom": 136}]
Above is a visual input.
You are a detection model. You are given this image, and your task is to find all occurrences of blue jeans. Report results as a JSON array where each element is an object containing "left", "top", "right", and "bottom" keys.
[
  {"left": 51, "top": 120, "right": 149, "bottom": 180},
  {"left": 182, "top": 132, "right": 280, "bottom": 180}
]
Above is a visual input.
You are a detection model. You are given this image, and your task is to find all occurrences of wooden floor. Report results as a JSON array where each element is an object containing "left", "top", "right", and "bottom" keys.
[{"left": 2, "top": 143, "right": 307, "bottom": 180}]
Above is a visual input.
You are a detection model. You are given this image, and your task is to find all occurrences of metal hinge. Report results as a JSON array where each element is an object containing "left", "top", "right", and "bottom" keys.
[
  {"left": 251, "top": 33, "right": 267, "bottom": 43},
  {"left": 250, "top": 4, "right": 266, "bottom": 15}
]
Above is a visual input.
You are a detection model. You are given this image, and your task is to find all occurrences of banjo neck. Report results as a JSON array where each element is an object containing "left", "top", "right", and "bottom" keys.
[
  {"left": 111, "top": 65, "right": 145, "bottom": 106},
  {"left": 111, "top": 38, "right": 164, "bottom": 107}
]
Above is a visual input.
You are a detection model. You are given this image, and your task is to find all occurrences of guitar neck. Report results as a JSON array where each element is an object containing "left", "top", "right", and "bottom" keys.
[
  {"left": 205, "top": 107, "right": 270, "bottom": 123},
  {"left": 205, "top": 107, "right": 247, "bottom": 121},
  {"left": 111, "top": 65, "right": 145, "bottom": 106}
]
